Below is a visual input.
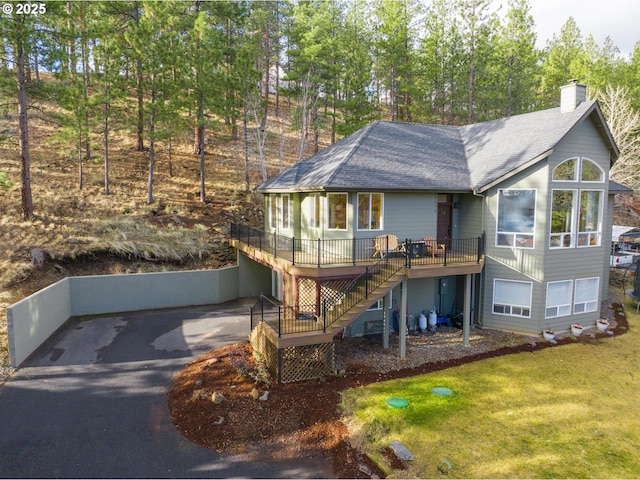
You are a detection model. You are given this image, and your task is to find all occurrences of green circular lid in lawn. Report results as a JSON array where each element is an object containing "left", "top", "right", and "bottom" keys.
[
  {"left": 386, "top": 397, "right": 409, "bottom": 408},
  {"left": 431, "top": 387, "right": 453, "bottom": 396}
]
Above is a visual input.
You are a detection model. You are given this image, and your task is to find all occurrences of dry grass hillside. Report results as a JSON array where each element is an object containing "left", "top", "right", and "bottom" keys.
[{"left": 0, "top": 85, "right": 327, "bottom": 373}]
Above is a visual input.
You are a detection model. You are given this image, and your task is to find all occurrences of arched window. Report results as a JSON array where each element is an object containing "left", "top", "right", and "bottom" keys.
[
  {"left": 552, "top": 158, "right": 577, "bottom": 181},
  {"left": 580, "top": 158, "right": 604, "bottom": 182},
  {"left": 552, "top": 157, "right": 604, "bottom": 183},
  {"left": 550, "top": 157, "right": 604, "bottom": 248}
]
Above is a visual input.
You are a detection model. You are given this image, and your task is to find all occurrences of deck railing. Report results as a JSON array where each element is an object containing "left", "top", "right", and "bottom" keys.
[
  {"left": 239, "top": 224, "right": 486, "bottom": 337},
  {"left": 230, "top": 223, "right": 485, "bottom": 267},
  {"left": 250, "top": 254, "right": 406, "bottom": 336}
]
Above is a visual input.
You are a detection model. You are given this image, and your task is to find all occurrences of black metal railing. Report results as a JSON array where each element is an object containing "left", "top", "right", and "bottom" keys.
[
  {"left": 240, "top": 226, "right": 486, "bottom": 338},
  {"left": 230, "top": 223, "right": 485, "bottom": 267},
  {"left": 250, "top": 254, "right": 406, "bottom": 337}
]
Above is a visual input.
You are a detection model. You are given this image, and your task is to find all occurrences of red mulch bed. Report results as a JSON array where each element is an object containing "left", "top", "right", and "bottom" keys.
[{"left": 167, "top": 303, "right": 628, "bottom": 478}]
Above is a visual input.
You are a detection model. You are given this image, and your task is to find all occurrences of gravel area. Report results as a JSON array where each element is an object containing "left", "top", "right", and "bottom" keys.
[{"left": 334, "top": 320, "right": 611, "bottom": 375}]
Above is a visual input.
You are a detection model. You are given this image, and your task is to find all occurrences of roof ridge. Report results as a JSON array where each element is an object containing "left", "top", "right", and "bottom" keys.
[{"left": 325, "top": 120, "right": 380, "bottom": 186}]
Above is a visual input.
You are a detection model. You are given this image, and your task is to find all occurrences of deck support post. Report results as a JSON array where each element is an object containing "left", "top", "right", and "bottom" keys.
[
  {"left": 400, "top": 280, "right": 407, "bottom": 358},
  {"left": 463, "top": 273, "right": 471, "bottom": 346},
  {"left": 382, "top": 292, "right": 390, "bottom": 350}
]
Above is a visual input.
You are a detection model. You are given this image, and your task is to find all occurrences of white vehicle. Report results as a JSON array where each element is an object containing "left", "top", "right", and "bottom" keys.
[{"left": 611, "top": 226, "right": 640, "bottom": 268}]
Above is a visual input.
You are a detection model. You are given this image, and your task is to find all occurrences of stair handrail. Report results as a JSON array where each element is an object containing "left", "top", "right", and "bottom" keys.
[{"left": 321, "top": 252, "right": 406, "bottom": 331}]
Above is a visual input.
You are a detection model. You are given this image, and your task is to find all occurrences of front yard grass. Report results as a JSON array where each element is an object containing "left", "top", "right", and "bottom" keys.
[{"left": 340, "top": 302, "right": 640, "bottom": 478}]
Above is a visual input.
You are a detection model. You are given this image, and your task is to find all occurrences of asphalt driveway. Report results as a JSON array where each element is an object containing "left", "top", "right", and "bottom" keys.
[{"left": 0, "top": 298, "right": 333, "bottom": 478}]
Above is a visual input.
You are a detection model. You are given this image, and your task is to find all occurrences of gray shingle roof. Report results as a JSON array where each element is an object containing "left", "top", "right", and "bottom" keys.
[{"left": 257, "top": 100, "right": 619, "bottom": 193}]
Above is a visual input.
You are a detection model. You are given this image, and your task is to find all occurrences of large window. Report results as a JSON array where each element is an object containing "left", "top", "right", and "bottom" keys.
[
  {"left": 574, "top": 277, "right": 599, "bottom": 314},
  {"left": 280, "top": 194, "right": 290, "bottom": 230},
  {"left": 269, "top": 195, "right": 277, "bottom": 229},
  {"left": 550, "top": 190, "right": 576, "bottom": 248},
  {"left": 328, "top": 193, "right": 348, "bottom": 230},
  {"left": 578, "top": 190, "right": 602, "bottom": 246},
  {"left": 549, "top": 189, "right": 602, "bottom": 249},
  {"left": 493, "top": 279, "right": 532, "bottom": 318},
  {"left": 309, "top": 194, "right": 321, "bottom": 229},
  {"left": 545, "top": 280, "right": 573, "bottom": 318},
  {"left": 357, "top": 193, "right": 383, "bottom": 230},
  {"left": 550, "top": 157, "right": 604, "bottom": 249},
  {"left": 496, "top": 189, "right": 536, "bottom": 248}
]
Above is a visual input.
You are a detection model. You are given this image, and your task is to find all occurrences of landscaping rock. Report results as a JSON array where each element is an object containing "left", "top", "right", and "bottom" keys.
[
  {"left": 389, "top": 441, "right": 414, "bottom": 461},
  {"left": 29, "top": 248, "right": 45, "bottom": 268},
  {"left": 258, "top": 391, "right": 269, "bottom": 401},
  {"left": 251, "top": 388, "right": 259, "bottom": 400},
  {"left": 211, "top": 392, "right": 224, "bottom": 404},
  {"left": 213, "top": 416, "right": 224, "bottom": 425}
]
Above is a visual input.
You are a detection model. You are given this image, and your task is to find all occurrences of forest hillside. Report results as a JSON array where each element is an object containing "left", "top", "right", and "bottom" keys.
[
  {"left": 0, "top": 88, "right": 326, "bottom": 373},
  {"left": 2, "top": 0, "right": 640, "bottom": 373}
]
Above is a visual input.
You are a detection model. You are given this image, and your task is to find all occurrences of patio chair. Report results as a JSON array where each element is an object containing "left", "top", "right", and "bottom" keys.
[
  {"left": 373, "top": 234, "right": 404, "bottom": 259},
  {"left": 423, "top": 236, "right": 446, "bottom": 258}
]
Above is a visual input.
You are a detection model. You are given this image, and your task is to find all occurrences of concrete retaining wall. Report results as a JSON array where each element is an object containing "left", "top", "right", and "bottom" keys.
[
  {"left": 6, "top": 264, "right": 269, "bottom": 367},
  {"left": 7, "top": 279, "right": 72, "bottom": 369}
]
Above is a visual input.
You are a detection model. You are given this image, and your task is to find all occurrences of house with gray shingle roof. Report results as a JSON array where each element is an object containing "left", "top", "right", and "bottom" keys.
[{"left": 230, "top": 82, "right": 627, "bottom": 383}]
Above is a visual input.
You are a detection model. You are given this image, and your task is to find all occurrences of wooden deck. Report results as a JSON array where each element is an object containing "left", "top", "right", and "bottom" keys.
[{"left": 230, "top": 238, "right": 483, "bottom": 279}]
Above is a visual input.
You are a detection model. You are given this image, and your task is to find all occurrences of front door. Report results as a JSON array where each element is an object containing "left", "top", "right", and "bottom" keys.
[{"left": 437, "top": 203, "right": 452, "bottom": 248}]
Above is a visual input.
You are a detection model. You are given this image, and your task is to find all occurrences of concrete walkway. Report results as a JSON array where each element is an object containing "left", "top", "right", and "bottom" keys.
[{"left": 0, "top": 299, "right": 333, "bottom": 478}]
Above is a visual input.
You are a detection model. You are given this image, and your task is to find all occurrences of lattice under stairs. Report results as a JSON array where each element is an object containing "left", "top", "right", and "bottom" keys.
[{"left": 251, "top": 267, "right": 405, "bottom": 383}]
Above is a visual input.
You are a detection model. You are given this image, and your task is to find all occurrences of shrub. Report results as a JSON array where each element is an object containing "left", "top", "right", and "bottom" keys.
[{"left": 0, "top": 172, "right": 13, "bottom": 190}]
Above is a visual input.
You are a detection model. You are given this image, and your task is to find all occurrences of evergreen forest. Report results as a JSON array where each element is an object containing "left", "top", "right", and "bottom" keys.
[{"left": 1, "top": 0, "right": 640, "bottom": 359}]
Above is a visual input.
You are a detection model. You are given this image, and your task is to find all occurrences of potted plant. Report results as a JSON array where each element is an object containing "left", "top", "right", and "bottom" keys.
[
  {"left": 571, "top": 323, "right": 584, "bottom": 336},
  {"left": 596, "top": 318, "right": 610, "bottom": 332},
  {"left": 543, "top": 329, "right": 556, "bottom": 341}
]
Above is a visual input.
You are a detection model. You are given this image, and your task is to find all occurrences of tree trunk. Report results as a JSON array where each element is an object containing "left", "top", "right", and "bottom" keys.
[
  {"left": 136, "top": 58, "right": 144, "bottom": 151},
  {"left": 263, "top": 13, "right": 270, "bottom": 125},
  {"left": 15, "top": 16, "right": 33, "bottom": 219},
  {"left": 133, "top": 2, "right": 144, "bottom": 151},
  {"left": 198, "top": 88, "right": 206, "bottom": 203},
  {"left": 168, "top": 136, "right": 173, "bottom": 177},
  {"left": 77, "top": 109, "right": 83, "bottom": 190},
  {"left": 81, "top": 30, "right": 90, "bottom": 160},
  {"left": 104, "top": 84, "right": 110, "bottom": 195},
  {"left": 148, "top": 73, "right": 155, "bottom": 204},
  {"left": 104, "top": 43, "right": 110, "bottom": 195},
  {"left": 193, "top": 125, "right": 203, "bottom": 155},
  {"left": 243, "top": 100, "right": 250, "bottom": 193}
]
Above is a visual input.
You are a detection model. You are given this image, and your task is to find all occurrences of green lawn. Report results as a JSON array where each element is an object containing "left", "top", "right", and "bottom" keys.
[{"left": 340, "top": 303, "right": 640, "bottom": 478}]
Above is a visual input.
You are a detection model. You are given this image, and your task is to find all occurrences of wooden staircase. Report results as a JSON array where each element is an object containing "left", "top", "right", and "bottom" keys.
[{"left": 267, "top": 259, "right": 407, "bottom": 348}]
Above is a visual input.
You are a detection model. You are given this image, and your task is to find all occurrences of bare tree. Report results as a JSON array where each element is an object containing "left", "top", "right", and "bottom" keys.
[
  {"left": 296, "top": 69, "right": 318, "bottom": 162},
  {"left": 593, "top": 85, "right": 640, "bottom": 191}
]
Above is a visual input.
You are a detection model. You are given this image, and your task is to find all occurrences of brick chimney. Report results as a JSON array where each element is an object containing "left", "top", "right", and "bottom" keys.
[{"left": 560, "top": 80, "right": 587, "bottom": 113}]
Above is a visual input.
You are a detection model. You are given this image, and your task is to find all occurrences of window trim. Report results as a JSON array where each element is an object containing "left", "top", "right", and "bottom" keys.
[
  {"left": 309, "top": 193, "right": 321, "bottom": 230},
  {"left": 545, "top": 280, "right": 573, "bottom": 319},
  {"left": 580, "top": 158, "right": 605, "bottom": 183},
  {"left": 492, "top": 278, "right": 533, "bottom": 318},
  {"left": 280, "top": 194, "right": 290, "bottom": 230},
  {"left": 269, "top": 195, "right": 277, "bottom": 230},
  {"left": 549, "top": 189, "right": 577, "bottom": 249},
  {"left": 495, "top": 188, "right": 537, "bottom": 249},
  {"left": 327, "top": 192, "right": 348, "bottom": 231},
  {"left": 552, "top": 157, "right": 578, "bottom": 182},
  {"left": 576, "top": 189, "right": 603, "bottom": 248},
  {"left": 574, "top": 277, "right": 600, "bottom": 314},
  {"left": 357, "top": 192, "right": 384, "bottom": 231}
]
